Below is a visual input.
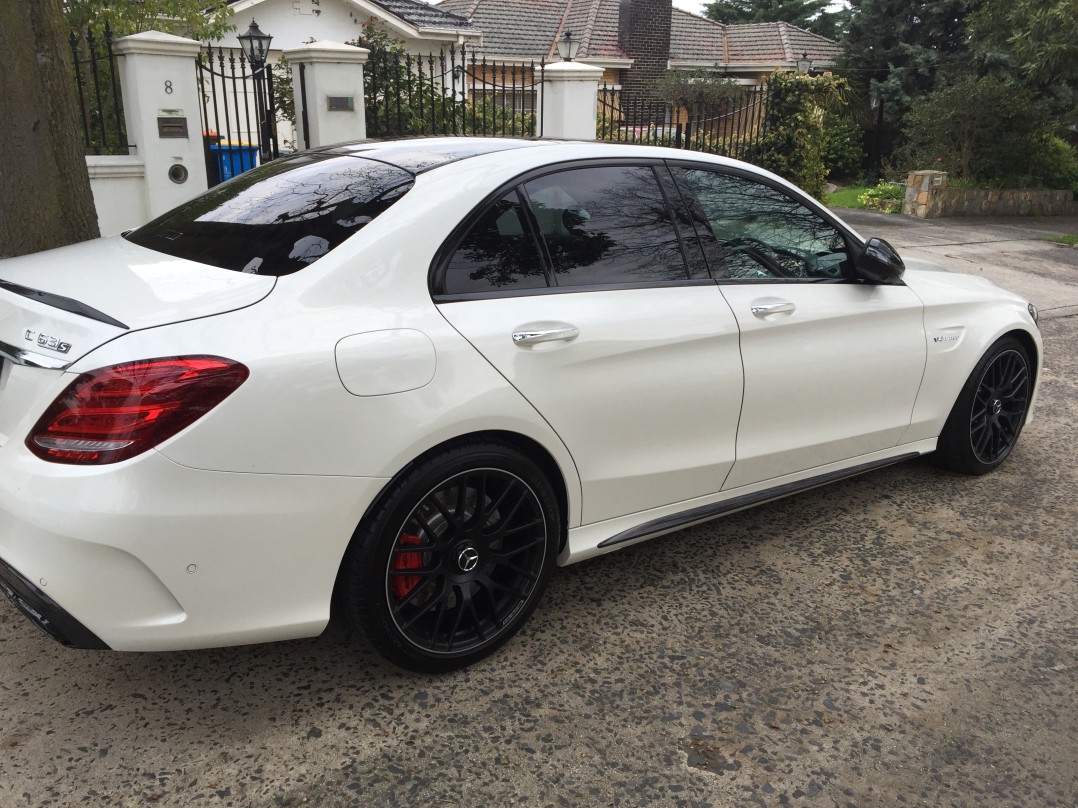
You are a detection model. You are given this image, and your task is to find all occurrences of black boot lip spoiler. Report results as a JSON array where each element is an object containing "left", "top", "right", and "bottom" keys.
[{"left": 0, "top": 278, "right": 129, "bottom": 330}]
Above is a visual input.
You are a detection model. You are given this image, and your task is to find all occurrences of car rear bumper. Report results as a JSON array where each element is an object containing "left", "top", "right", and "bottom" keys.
[
  {"left": 0, "top": 554, "right": 108, "bottom": 649},
  {"left": 0, "top": 446, "right": 389, "bottom": 652}
]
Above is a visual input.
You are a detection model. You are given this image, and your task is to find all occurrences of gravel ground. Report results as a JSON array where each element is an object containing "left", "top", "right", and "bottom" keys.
[{"left": 2, "top": 316, "right": 1076, "bottom": 808}]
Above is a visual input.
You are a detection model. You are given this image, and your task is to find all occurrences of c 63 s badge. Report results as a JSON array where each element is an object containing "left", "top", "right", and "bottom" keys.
[{"left": 24, "top": 330, "right": 72, "bottom": 355}]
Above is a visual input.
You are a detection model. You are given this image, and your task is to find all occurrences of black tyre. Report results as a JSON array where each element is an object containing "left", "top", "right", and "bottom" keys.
[
  {"left": 932, "top": 336, "right": 1032, "bottom": 475},
  {"left": 341, "top": 442, "right": 560, "bottom": 673}
]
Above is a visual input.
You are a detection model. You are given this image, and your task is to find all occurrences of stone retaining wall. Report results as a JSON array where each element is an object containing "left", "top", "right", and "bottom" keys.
[{"left": 903, "top": 170, "right": 1076, "bottom": 218}]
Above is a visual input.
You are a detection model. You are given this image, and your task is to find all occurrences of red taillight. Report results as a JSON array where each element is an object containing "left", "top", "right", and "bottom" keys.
[{"left": 27, "top": 356, "right": 250, "bottom": 465}]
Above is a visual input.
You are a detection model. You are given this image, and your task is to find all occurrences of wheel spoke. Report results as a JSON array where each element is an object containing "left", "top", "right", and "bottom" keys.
[
  {"left": 471, "top": 474, "right": 488, "bottom": 526},
  {"left": 490, "top": 535, "right": 546, "bottom": 559},
  {"left": 475, "top": 578, "right": 505, "bottom": 631},
  {"left": 484, "top": 478, "right": 518, "bottom": 523},
  {"left": 445, "top": 586, "right": 468, "bottom": 652},
  {"left": 388, "top": 566, "right": 439, "bottom": 578},
  {"left": 427, "top": 491, "right": 458, "bottom": 528},
  {"left": 392, "top": 542, "right": 436, "bottom": 555},
  {"left": 483, "top": 577, "right": 530, "bottom": 601},
  {"left": 500, "top": 488, "right": 531, "bottom": 529},
  {"left": 392, "top": 578, "right": 437, "bottom": 618},
  {"left": 503, "top": 518, "right": 544, "bottom": 538},
  {"left": 428, "top": 596, "right": 448, "bottom": 651},
  {"left": 462, "top": 586, "right": 487, "bottom": 642},
  {"left": 455, "top": 476, "right": 469, "bottom": 519},
  {"left": 413, "top": 512, "right": 445, "bottom": 546},
  {"left": 496, "top": 560, "right": 539, "bottom": 580}
]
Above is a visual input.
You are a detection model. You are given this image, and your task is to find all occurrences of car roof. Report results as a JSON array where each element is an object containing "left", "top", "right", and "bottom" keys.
[{"left": 309, "top": 137, "right": 550, "bottom": 174}]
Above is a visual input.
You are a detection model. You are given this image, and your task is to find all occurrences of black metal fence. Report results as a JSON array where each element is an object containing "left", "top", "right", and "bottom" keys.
[
  {"left": 196, "top": 47, "right": 279, "bottom": 187},
  {"left": 69, "top": 24, "right": 128, "bottom": 155},
  {"left": 598, "top": 83, "right": 771, "bottom": 160},
  {"left": 363, "top": 45, "right": 544, "bottom": 140}
]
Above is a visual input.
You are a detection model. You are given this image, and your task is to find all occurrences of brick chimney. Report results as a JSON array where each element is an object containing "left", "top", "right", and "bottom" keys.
[{"left": 617, "top": 0, "right": 672, "bottom": 103}]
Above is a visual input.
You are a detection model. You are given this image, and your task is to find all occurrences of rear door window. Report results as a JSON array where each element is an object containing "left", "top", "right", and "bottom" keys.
[
  {"left": 125, "top": 155, "right": 415, "bottom": 276},
  {"left": 442, "top": 191, "right": 548, "bottom": 294}
]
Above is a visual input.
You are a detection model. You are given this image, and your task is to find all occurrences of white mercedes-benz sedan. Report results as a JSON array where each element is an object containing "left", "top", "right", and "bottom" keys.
[{"left": 0, "top": 138, "right": 1041, "bottom": 671}]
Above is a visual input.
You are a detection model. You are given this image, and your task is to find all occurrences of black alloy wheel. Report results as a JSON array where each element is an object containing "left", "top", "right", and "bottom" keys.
[
  {"left": 386, "top": 468, "right": 548, "bottom": 655},
  {"left": 969, "top": 348, "right": 1030, "bottom": 465},
  {"left": 933, "top": 336, "right": 1032, "bottom": 475},
  {"left": 342, "top": 442, "right": 559, "bottom": 672}
]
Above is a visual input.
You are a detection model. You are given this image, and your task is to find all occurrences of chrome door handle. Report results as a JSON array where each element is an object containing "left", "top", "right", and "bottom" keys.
[
  {"left": 512, "top": 326, "right": 580, "bottom": 346},
  {"left": 750, "top": 301, "right": 796, "bottom": 317}
]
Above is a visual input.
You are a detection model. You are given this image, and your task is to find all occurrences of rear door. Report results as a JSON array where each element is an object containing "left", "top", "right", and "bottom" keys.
[
  {"left": 433, "top": 163, "right": 744, "bottom": 525},
  {"left": 669, "top": 164, "right": 926, "bottom": 490}
]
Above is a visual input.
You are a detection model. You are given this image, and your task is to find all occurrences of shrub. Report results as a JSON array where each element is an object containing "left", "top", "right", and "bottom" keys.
[
  {"left": 894, "top": 76, "right": 1075, "bottom": 190},
  {"left": 1031, "top": 136, "right": 1078, "bottom": 193},
  {"left": 749, "top": 71, "right": 851, "bottom": 199},
  {"left": 858, "top": 181, "right": 904, "bottom": 213},
  {"left": 821, "top": 112, "right": 865, "bottom": 182}
]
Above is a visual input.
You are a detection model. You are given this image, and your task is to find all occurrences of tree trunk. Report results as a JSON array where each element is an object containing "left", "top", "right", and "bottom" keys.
[{"left": 0, "top": 0, "right": 100, "bottom": 259}]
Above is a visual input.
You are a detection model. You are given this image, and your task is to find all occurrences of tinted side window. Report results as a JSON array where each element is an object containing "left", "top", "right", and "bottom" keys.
[
  {"left": 672, "top": 168, "right": 851, "bottom": 281},
  {"left": 443, "top": 192, "right": 548, "bottom": 294},
  {"left": 125, "top": 155, "right": 414, "bottom": 276},
  {"left": 523, "top": 166, "right": 689, "bottom": 287}
]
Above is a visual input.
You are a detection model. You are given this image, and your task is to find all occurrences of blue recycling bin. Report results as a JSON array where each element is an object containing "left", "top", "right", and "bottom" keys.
[{"left": 209, "top": 142, "right": 259, "bottom": 182}]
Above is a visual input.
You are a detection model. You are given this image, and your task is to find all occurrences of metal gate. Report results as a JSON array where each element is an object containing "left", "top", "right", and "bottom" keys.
[
  {"left": 350, "top": 44, "right": 544, "bottom": 143},
  {"left": 196, "top": 47, "right": 279, "bottom": 187}
]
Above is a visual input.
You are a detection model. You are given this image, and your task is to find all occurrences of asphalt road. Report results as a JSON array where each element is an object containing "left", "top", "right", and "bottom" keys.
[{"left": 2, "top": 218, "right": 1077, "bottom": 807}]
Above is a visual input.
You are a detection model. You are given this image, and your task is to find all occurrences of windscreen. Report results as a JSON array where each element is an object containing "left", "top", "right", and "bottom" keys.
[{"left": 125, "top": 154, "right": 415, "bottom": 276}]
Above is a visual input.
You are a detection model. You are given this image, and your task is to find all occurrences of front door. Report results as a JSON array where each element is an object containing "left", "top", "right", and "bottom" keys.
[{"left": 669, "top": 164, "right": 926, "bottom": 490}]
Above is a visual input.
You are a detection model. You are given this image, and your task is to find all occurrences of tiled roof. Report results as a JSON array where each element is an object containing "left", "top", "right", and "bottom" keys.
[
  {"left": 669, "top": 8, "right": 726, "bottom": 64},
  {"left": 438, "top": 0, "right": 566, "bottom": 56},
  {"left": 369, "top": 0, "right": 475, "bottom": 30},
  {"left": 434, "top": 0, "right": 839, "bottom": 67},
  {"left": 726, "top": 21, "right": 839, "bottom": 64},
  {"left": 226, "top": 0, "right": 475, "bottom": 32}
]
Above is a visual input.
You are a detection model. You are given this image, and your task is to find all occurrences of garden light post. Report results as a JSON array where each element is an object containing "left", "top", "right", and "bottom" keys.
[
  {"left": 238, "top": 19, "right": 274, "bottom": 162},
  {"left": 796, "top": 52, "right": 812, "bottom": 74}
]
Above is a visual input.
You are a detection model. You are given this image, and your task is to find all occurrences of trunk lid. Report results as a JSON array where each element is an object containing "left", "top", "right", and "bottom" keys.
[{"left": 0, "top": 235, "right": 275, "bottom": 368}]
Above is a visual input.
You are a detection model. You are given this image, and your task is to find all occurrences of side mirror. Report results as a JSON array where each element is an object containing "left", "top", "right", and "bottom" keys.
[{"left": 855, "top": 237, "right": 905, "bottom": 283}]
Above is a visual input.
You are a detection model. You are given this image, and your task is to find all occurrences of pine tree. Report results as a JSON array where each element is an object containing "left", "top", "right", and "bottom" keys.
[{"left": 840, "top": 0, "right": 973, "bottom": 121}]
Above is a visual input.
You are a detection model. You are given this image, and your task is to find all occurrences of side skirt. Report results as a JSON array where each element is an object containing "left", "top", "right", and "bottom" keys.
[{"left": 595, "top": 452, "right": 921, "bottom": 551}]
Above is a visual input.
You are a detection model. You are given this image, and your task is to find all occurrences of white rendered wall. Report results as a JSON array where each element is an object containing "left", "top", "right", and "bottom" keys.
[
  {"left": 86, "top": 156, "right": 150, "bottom": 235},
  {"left": 217, "top": 0, "right": 477, "bottom": 53}
]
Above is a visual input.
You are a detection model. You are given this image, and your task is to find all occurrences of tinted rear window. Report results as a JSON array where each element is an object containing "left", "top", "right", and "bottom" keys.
[{"left": 124, "top": 155, "right": 414, "bottom": 276}]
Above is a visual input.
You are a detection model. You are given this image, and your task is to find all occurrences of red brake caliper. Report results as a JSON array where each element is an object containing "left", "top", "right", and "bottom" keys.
[{"left": 391, "top": 532, "right": 424, "bottom": 600}]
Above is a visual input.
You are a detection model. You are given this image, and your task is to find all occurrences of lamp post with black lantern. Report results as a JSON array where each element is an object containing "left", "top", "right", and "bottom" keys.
[{"left": 238, "top": 19, "right": 274, "bottom": 163}]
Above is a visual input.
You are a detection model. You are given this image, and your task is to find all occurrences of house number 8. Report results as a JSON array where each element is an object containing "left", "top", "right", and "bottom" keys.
[{"left": 164, "top": 80, "right": 174, "bottom": 94}]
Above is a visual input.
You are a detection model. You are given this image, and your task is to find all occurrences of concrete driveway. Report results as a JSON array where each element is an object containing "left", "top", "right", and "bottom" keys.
[{"left": 2, "top": 213, "right": 1076, "bottom": 808}]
